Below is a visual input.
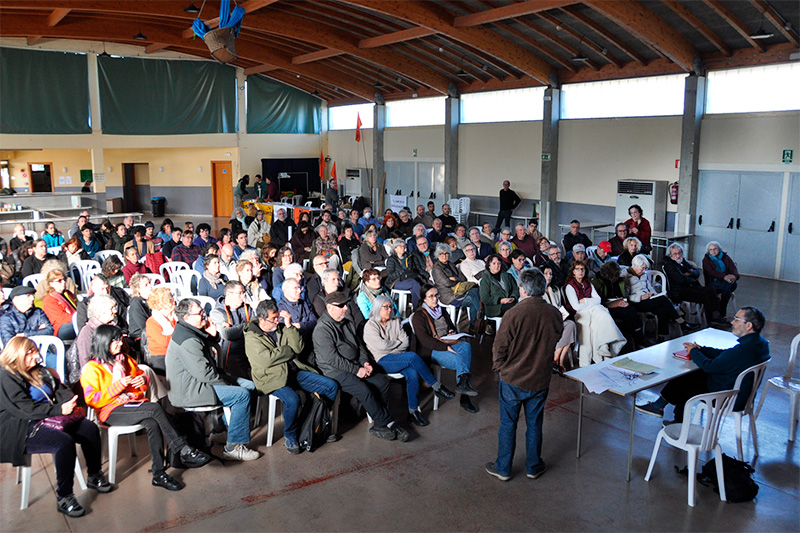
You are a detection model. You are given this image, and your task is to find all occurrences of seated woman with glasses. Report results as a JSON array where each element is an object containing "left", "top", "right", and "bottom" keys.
[
  {"left": 0, "top": 336, "right": 111, "bottom": 518},
  {"left": 363, "top": 295, "right": 454, "bottom": 427},
  {"left": 80, "top": 324, "right": 212, "bottom": 492},
  {"left": 357, "top": 268, "right": 397, "bottom": 319},
  {"left": 411, "top": 284, "right": 478, "bottom": 414}
]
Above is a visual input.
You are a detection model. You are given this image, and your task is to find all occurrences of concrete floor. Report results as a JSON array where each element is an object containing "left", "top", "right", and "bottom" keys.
[{"left": 2, "top": 275, "right": 798, "bottom": 532}]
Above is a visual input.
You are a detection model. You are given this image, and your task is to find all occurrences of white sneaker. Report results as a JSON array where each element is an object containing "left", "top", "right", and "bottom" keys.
[{"left": 223, "top": 444, "right": 260, "bottom": 462}]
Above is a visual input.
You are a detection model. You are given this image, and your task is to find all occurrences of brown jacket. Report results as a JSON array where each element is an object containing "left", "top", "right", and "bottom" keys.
[{"left": 493, "top": 296, "right": 563, "bottom": 391}]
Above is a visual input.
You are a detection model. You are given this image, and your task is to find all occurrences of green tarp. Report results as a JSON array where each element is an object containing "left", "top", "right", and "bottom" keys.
[
  {"left": 0, "top": 48, "right": 90, "bottom": 134},
  {"left": 98, "top": 56, "right": 236, "bottom": 135},
  {"left": 247, "top": 75, "right": 321, "bottom": 134}
]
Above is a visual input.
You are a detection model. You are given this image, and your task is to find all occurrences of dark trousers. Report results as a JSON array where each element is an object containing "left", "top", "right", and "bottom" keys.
[
  {"left": 661, "top": 371, "right": 709, "bottom": 422},
  {"left": 105, "top": 402, "right": 186, "bottom": 473},
  {"left": 673, "top": 284, "right": 720, "bottom": 320},
  {"left": 632, "top": 296, "right": 678, "bottom": 334},
  {"left": 609, "top": 305, "right": 643, "bottom": 343},
  {"left": 327, "top": 370, "right": 392, "bottom": 427},
  {"left": 495, "top": 210, "right": 513, "bottom": 233},
  {"left": 26, "top": 418, "right": 102, "bottom": 498},
  {"left": 710, "top": 279, "right": 737, "bottom": 316}
]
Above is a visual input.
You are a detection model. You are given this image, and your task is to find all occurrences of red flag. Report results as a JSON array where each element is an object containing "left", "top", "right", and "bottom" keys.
[
  {"left": 355, "top": 112, "right": 362, "bottom": 142},
  {"left": 331, "top": 162, "right": 337, "bottom": 181},
  {"left": 319, "top": 150, "right": 325, "bottom": 179}
]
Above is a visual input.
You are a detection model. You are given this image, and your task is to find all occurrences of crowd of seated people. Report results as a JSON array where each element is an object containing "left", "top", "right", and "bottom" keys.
[{"left": 0, "top": 202, "right": 743, "bottom": 515}]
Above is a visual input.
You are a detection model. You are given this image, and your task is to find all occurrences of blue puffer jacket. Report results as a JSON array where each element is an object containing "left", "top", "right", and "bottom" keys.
[{"left": 0, "top": 306, "right": 54, "bottom": 346}]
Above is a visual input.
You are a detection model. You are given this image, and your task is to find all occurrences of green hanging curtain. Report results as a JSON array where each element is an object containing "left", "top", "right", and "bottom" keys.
[
  {"left": 247, "top": 75, "right": 321, "bottom": 134},
  {"left": 0, "top": 47, "right": 90, "bottom": 134},
  {"left": 98, "top": 56, "right": 236, "bottom": 135}
]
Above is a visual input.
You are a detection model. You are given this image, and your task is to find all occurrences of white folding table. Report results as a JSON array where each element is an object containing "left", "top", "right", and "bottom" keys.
[{"left": 564, "top": 328, "right": 737, "bottom": 481}]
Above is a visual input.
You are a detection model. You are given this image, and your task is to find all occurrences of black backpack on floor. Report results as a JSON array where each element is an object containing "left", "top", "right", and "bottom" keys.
[
  {"left": 697, "top": 453, "right": 759, "bottom": 503},
  {"left": 298, "top": 392, "right": 331, "bottom": 453}
]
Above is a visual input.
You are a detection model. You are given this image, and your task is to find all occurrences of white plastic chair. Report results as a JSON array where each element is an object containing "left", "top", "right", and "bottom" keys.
[
  {"left": 25, "top": 230, "right": 39, "bottom": 240},
  {"left": 171, "top": 270, "right": 201, "bottom": 296},
  {"left": 141, "top": 273, "right": 166, "bottom": 286},
  {"left": 17, "top": 455, "right": 86, "bottom": 510},
  {"left": 644, "top": 389, "right": 739, "bottom": 506},
  {"left": 95, "top": 250, "right": 124, "bottom": 263},
  {"left": 730, "top": 360, "right": 770, "bottom": 461},
  {"left": 390, "top": 289, "right": 412, "bottom": 318},
  {"left": 1, "top": 287, "right": 11, "bottom": 299},
  {"left": 160, "top": 261, "right": 189, "bottom": 281},
  {"left": 47, "top": 246, "right": 62, "bottom": 256},
  {"left": 158, "top": 282, "right": 186, "bottom": 299},
  {"left": 69, "top": 260, "right": 101, "bottom": 294},
  {"left": 29, "top": 335, "right": 65, "bottom": 380},
  {"left": 22, "top": 274, "right": 44, "bottom": 288},
  {"left": 72, "top": 312, "right": 80, "bottom": 337},
  {"left": 755, "top": 333, "right": 800, "bottom": 443},
  {"left": 184, "top": 405, "right": 232, "bottom": 446},
  {"left": 255, "top": 391, "right": 340, "bottom": 446},
  {"left": 193, "top": 295, "right": 217, "bottom": 314}
]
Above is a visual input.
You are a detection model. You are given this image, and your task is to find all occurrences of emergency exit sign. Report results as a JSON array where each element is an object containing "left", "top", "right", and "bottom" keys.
[
  {"left": 541, "top": 153, "right": 551, "bottom": 161},
  {"left": 783, "top": 149, "right": 794, "bottom": 164}
]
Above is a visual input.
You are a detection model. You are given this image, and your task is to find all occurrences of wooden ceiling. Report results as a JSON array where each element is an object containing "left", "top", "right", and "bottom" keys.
[{"left": 1, "top": 0, "right": 798, "bottom": 105}]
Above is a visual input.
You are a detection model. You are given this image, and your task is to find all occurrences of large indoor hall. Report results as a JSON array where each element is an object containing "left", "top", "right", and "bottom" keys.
[{"left": 0, "top": 1, "right": 799, "bottom": 531}]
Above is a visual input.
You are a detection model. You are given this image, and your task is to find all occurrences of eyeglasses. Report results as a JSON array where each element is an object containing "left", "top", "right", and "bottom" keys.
[
  {"left": 380, "top": 304, "right": 393, "bottom": 309},
  {"left": 549, "top": 252, "right": 561, "bottom": 257},
  {"left": 188, "top": 310, "right": 207, "bottom": 318},
  {"left": 425, "top": 293, "right": 439, "bottom": 299},
  {"left": 732, "top": 316, "right": 747, "bottom": 323},
  {"left": 329, "top": 302, "right": 347, "bottom": 308}
]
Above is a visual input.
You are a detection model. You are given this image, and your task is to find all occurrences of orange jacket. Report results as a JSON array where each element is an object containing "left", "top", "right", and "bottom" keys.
[
  {"left": 41, "top": 291, "right": 78, "bottom": 335},
  {"left": 80, "top": 356, "right": 148, "bottom": 422}
]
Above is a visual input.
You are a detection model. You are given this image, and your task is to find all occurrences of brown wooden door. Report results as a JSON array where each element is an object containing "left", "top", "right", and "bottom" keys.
[{"left": 211, "top": 161, "right": 233, "bottom": 217}]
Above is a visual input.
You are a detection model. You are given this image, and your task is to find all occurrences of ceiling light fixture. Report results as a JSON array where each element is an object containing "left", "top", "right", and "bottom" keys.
[
  {"left": 311, "top": 88, "right": 320, "bottom": 96},
  {"left": 184, "top": 1, "right": 201, "bottom": 14},
  {"left": 133, "top": 20, "right": 147, "bottom": 40},
  {"left": 97, "top": 42, "right": 111, "bottom": 58},
  {"left": 749, "top": 12, "right": 774, "bottom": 40},
  {"left": 455, "top": 58, "right": 469, "bottom": 78},
  {"left": 571, "top": 37, "right": 589, "bottom": 63}
]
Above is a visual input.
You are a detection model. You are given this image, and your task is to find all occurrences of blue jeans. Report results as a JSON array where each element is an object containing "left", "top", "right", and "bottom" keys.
[
  {"left": 451, "top": 288, "right": 480, "bottom": 326},
  {"left": 377, "top": 351, "right": 437, "bottom": 410},
  {"left": 494, "top": 379, "right": 548, "bottom": 477},
  {"left": 392, "top": 278, "right": 422, "bottom": 311},
  {"left": 431, "top": 341, "right": 471, "bottom": 378},
  {"left": 270, "top": 371, "right": 339, "bottom": 441},
  {"left": 212, "top": 377, "right": 255, "bottom": 445}
]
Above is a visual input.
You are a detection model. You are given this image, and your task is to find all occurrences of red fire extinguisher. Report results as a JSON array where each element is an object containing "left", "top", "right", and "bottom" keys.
[{"left": 669, "top": 182, "right": 679, "bottom": 204}]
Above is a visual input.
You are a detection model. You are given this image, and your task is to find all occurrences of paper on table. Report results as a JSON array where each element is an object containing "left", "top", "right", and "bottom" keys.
[
  {"left": 612, "top": 357, "right": 659, "bottom": 375},
  {"left": 441, "top": 333, "right": 473, "bottom": 341}
]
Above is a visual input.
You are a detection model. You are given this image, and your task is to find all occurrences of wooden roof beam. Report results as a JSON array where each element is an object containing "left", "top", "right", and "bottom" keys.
[
  {"left": 749, "top": 0, "right": 799, "bottom": 46},
  {"left": 359, "top": 27, "right": 437, "bottom": 49},
  {"left": 560, "top": 5, "right": 646, "bottom": 64},
  {"left": 292, "top": 48, "right": 345, "bottom": 64},
  {"left": 661, "top": 0, "right": 731, "bottom": 56},
  {"left": 26, "top": 36, "right": 43, "bottom": 45},
  {"left": 703, "top": 0, "right": 765, "bottom": 52},
  {"left": 340, "top": 0, "right": 553, "bottom": 84},
  {"left": 243, "top": 64, "right": 280, "bottom": 76},
  {"left": 181, "top": 0, "right": 280, "bottom": 39},
  {"left": 536, "top": 12, "right": 623, "bottom": 67},
  {"left": 145, "top": 43, "right": 170, "bottom": 54},
  {"left": 499, "top": 23, "right": 577, "bottom": 72},
  {"left": 453, "top": 0, "right": 577, "bottom": 28},
  {"left": 585, "top": 0, "right": 698, "bottom": 71},
  {"left": 47, "top": 8, "right": 71, "bottom": 27}
]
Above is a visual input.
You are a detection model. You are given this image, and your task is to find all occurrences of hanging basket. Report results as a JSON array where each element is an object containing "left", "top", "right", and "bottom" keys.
[{"left": 203, "top": 27, "right": 237, "bottom": 63}]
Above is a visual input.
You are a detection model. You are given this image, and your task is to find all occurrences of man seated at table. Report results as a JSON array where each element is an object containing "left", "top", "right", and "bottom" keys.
[
  {"left": 562, "top": 220, "right": 592, "bottom": 254},
  {"left": 635, "top": 306, "right": 770, "bottom": 424}
]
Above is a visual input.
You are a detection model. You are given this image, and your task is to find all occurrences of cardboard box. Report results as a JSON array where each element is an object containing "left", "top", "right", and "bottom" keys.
[{"left": 106, "top": 197, "right": 123, "bottom": 213}]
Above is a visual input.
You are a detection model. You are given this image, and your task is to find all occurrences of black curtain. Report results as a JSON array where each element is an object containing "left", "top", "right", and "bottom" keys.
[{"left": 261, "top": 158, "right": 321, "bottom": 199}]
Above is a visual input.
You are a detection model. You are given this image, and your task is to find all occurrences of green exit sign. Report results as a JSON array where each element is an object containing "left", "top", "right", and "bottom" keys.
[
  {"left": 783, "top": 149, "right": 793, "bottom": 164},
  {"left": 541, "top": 153, "right": 551, "bottom": 161}
]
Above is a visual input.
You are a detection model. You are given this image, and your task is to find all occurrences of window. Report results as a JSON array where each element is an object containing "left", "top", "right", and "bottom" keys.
[
  {"left": 561, "top": 74, "right": 687, "bottom": 119},
  {"left": 328, "top": 103, "right": 374, "bottom": 130},
  {"left": 386, "top": 96, "right": 445, "bottom": 127},
  {"left": 706, "top": 63, "right": 800, "bottom": 114},
  {"left": 461, "top": 87, "right": 545, "bottom": 123}
]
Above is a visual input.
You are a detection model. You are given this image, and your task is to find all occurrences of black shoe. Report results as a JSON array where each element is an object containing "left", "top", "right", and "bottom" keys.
[
  {"left": 455, "top": 375, "right": 478, "bottom": 397},
  {"left": 679, "top": 322, "right": 700, "bottom": 334},
  {"left": 485, "top": 462, "right": 510, "bottom": 481},
  {"left": 56, "top": 494, "right": 86, "bottom": 518},
  {"left": 409, "top": 410, "right": 429, "bottom": 427},
  {"left": 152, "top": 471, "right": 183, "bottom": 491},
  {"left": 368, "top": 425, "right": 396, "bottom": 441},
  {"left": 460, "top": 395, "right": 478, "bottom": 414},
  {"left": 87, "top": 472, "right": 114, "bottom": 493},
  {"left": 393, "top": 425, "right": 411, "bottom": 442},
  {"left": 434, "top": 385, "right": 455, "bottom": 400},
  {"left": 179, "top": 447, "right": 212, "bottom": 468}
]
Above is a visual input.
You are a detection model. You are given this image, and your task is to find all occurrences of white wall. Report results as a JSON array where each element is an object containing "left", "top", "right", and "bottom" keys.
[
  {"left": 557, "top": 116, "right": 682, "bottom": 209},
  {"left": 459, "top": 121, "right": 541, "bottom": 199},
  {"left": 700, "top": 111, "right": 800, "bottom": 169}
]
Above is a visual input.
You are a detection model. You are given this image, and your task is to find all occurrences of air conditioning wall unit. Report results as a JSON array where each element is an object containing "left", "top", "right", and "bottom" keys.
[
  {"left": 343, "top": 167, "right": 372, "bottom": 199},
  {"left": 615, "top": 180, "right": 668, "bottom": 231}
]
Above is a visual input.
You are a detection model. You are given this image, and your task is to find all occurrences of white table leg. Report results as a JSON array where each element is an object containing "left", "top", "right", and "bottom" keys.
[
  {"left": 627, "top": 392, "right": 637, "bottom": 482},
  {"left": 577, "top": 383, "right": 585, "bottom": 458}
]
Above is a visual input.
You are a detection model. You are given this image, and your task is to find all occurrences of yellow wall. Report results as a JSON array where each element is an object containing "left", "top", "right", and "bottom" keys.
[
  {"left": 103, "top": 147, "right": 238, "bottom": 188},
  {"left": 1, "top": 149, "right": 92, "bottom": 190}
]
